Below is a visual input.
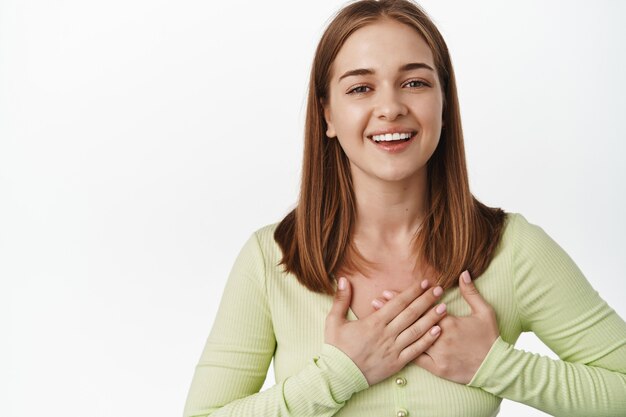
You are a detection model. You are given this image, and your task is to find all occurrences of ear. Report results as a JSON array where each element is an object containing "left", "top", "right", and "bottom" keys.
[{"left": 320, "top": 98, "right": 336, "bottom": 138}]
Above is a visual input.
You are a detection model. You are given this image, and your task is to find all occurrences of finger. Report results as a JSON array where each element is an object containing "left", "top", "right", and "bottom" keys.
[
  {"left": 327, "top": 277, "right": 352, "bottom": 326},
  {"left": 398, "top": 326, "right": 441, "bottom": 364},
  {"left": 414, "top": 351, "right": 436, "bottom": 371},
  {"left": 370, "top": 289, "right": 401, "bottom": 309},
  {"left": 373, "top": 284, "right": 421, "bottom": 310},
  {"left": 371, "top": 297, "right": 385, "bottom": 310},
  {"left": 374, "top": 279, "right": 430, "bottom": 324},
  {"left": 395, "top": 302, "right": 447, "bottom": 349},
  {"left": 382, "top": 289, "right": 398, "bottom": 301},
  {"left": 459, "top": 270, "right": 490, "bottom": 315},
  {"left": 387, "top": 285, "right": 444, "bottom": 333}
]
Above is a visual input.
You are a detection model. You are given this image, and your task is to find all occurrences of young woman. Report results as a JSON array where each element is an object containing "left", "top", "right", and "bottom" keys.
[{"left": 183, "top": 1, "right": 626, "bottom": 416}]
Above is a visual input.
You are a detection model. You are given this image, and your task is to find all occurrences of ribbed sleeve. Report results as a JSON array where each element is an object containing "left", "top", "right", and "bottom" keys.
[
  {"left": 468, "top": 214, "right": 626, "bottom": 416},
  {"left": 182, "top": 233, "right": 368, "bottom": 417}
]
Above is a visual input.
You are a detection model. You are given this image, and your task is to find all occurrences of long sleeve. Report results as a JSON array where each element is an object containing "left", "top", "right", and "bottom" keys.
[
  {"left": 183, "top": 232, "right": 369, "bottom": 417},
  {"left": 468, "top": 214, "right": 626, "bottom": 416}
]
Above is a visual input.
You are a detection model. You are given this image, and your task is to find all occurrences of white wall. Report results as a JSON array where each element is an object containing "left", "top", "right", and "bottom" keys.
[{"left": 2, "top": 1, "right": 624, "bottom": 416}]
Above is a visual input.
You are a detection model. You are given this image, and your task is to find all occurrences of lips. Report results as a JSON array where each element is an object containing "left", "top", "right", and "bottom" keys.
[{"left": 368, "top": 132, "right": 415, "bottom": 153}]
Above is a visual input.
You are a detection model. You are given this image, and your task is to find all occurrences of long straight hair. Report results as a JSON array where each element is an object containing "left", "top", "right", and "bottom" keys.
[{"left": 274, "top": 0, "right": 506, "bottom": 295}]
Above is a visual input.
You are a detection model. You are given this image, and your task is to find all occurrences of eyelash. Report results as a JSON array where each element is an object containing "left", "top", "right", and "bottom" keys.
[{"left": 347, "top": 79, "right": 429, "bottom": 95}]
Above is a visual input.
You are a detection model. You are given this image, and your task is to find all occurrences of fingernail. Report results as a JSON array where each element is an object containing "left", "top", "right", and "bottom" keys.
[
  {"left": 382, "top": 290, "right": 394, "bottom": 299},
  {"left": 372, "top": 299, "right": 383, "bottom": 309},
  {"left": 421, "top": 279, "right": 430, "bottom": 290},
  {"left": 430, "top": 326, "right": 441, "bottom": 336},
  {"left": 433, "top": 286, "right": 443, "bottom": 297},
  {"left": 338, "top": 277, "right": 346, "bottom": 290},
  {"left": 435, "top": 303, "right": 446, "bottom": 314},
  {"left": 462, "top": 270, "right": 471, "bottom": 284}
]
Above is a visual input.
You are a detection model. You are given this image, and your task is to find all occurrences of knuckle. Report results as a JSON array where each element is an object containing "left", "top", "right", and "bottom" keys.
[
  {"left": 409, "top": 323, "right": 424, "bottom": 339},
  {"left": 406, "top": 303, "right": 422, "bottom": 317},
  {"left": 467, "top": 287, "right": 479, "bottom": 295}
]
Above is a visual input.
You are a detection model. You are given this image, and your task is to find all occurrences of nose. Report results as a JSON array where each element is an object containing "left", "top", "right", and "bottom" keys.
[{"left": 373, "top": 87, "right": 408, "bottom": 120}]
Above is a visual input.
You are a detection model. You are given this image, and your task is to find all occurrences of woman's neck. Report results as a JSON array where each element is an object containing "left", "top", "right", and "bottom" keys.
[{"left": 351, "top": 169, "right": 428, "bottom": 248}]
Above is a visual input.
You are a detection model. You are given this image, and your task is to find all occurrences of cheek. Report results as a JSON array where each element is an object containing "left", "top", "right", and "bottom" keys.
[
  {"left": 335, "top": 104, "right": 369, "bottom": 137},
  {"left": 416, "top": 98, "right": 444, "bottom": 128}
]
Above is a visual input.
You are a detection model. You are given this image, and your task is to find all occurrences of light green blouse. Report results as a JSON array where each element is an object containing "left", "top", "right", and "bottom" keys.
[{"left": 183, "top": 213, "right": 626, "bottom": 417}]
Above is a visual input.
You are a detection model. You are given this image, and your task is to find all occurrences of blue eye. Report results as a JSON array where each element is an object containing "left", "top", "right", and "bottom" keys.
[{"left": 347, "top": 85, "right": 370, "bottom": 95}]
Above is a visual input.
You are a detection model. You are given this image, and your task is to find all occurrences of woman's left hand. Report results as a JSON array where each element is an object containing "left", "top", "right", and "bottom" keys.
[{"left": 371, "top": 270, "right": 500, "bottom": 384}]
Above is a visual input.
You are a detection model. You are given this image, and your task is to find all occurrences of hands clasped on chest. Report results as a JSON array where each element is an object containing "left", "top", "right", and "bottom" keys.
[{"left": 324, "top": 270, "right": 500, "bottom": 386}]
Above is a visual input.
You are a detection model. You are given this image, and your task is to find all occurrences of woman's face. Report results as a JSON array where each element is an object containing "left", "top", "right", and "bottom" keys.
[{"left": 322, "top": 18, "right": 444, "bottom": 185}]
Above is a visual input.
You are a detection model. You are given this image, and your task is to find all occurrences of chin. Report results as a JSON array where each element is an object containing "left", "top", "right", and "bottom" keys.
[
  {"left": 376, "top": 172, "right": 419, "bottom": 183},
  {"left": 376, "top": 166, "right": 425, "bottom": 182}
]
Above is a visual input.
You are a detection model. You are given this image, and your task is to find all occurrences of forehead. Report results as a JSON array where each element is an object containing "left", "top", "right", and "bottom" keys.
[{"left": 331, "top": 19, "right": 435, "bottom": 81}]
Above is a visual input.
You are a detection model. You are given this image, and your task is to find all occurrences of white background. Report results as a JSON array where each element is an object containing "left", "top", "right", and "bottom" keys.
[{"left": 2, "top": 1, "right": 625, "bottom": 416}]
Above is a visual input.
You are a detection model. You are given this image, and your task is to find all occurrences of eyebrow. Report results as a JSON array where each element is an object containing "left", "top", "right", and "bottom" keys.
[{"left": 338, "top": 62, "right": 435, "bottom": 82}]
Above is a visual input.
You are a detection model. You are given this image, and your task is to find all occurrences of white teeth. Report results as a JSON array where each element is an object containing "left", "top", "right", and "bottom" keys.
[{"left": 372, "top": 132, "right": 413, "bottom": 142}]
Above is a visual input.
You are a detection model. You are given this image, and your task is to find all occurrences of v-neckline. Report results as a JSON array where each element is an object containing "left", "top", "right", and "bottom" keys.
[{"left": 347, "top": 306, "right": 358, "bottom": 321}]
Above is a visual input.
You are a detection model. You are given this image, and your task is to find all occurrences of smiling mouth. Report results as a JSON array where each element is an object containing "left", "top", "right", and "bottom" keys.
[{"left": 367, "top": 131, "right": 416, "bottom": 143}]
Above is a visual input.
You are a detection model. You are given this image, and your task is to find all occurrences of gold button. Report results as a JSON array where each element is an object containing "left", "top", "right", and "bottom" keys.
[
  {"left": 396, "top": 410, "right": 408, "bottom": 417},
  {"left": 395, "top": 377, "right": 407, "bottom": 386}
]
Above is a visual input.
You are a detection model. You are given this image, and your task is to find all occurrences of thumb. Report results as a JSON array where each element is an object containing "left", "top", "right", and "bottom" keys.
[
  {"left": 459, "top": 270, "right": 490, "bottom": 315},
  {"left": 327, "top": 277, "right": 352, "bottom": 326}
]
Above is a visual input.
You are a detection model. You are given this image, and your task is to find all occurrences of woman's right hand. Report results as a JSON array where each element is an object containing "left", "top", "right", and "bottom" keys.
[{"left": 324, "top": 277, "right": 447, "bottom": 386}]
